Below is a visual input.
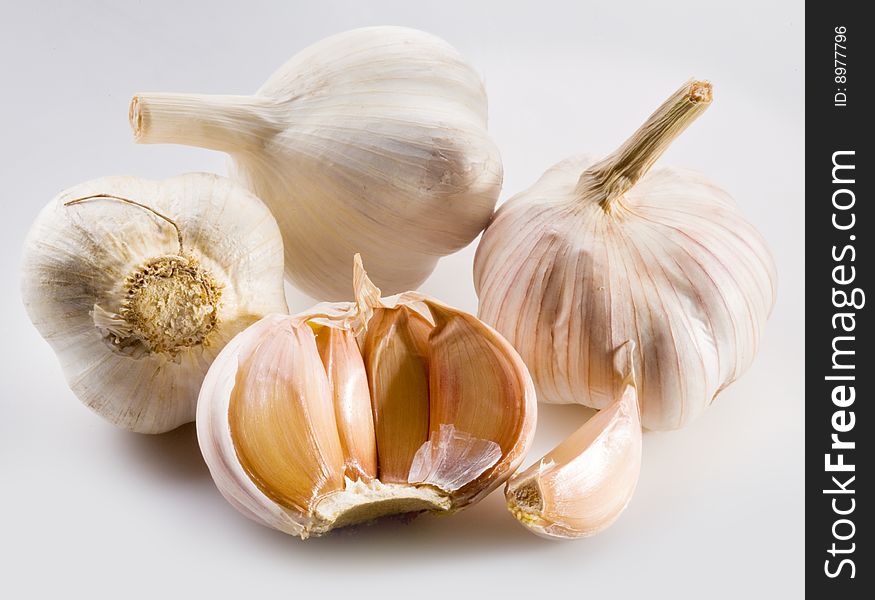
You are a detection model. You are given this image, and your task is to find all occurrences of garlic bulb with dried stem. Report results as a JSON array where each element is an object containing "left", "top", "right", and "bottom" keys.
[
  {"left": 197, "top": 256, "right": 536, "bottom": 538},
  {"left": 475, "top": 80, "right": 777, "bottom": 430},
  {"left": 21, "top": 174, "right": 287, "bottom": 433},
  {"left": 131, "top": 26, "right": 502, "bottom": 300}
]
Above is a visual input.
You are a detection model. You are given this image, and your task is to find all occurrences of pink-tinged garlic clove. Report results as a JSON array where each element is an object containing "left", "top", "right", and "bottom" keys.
[{"left": 506, "top": 383, "right": 642, "bottom": 539}]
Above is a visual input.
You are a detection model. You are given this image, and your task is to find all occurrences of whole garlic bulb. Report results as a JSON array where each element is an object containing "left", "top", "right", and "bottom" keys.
[
  {"left": 21, "top": 174, "right": 287, "bottom": 433},
  {"left": 197, "top": 256, "right": 536, "bottom": 538},
  {"left": 475, "top": 80, "right": 777, "bottom": 430},
  {"left": 130, "top": 26, "right": 502, "bottom": 300}
]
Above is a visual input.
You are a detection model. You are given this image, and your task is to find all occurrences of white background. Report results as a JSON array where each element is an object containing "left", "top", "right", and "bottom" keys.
[{"left": 0, "top": 1, "right": 803, "bottom": 598}]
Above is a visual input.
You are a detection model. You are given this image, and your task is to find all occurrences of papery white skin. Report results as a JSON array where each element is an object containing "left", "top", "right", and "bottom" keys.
[
  {"left": 21, "top": 174, "right": 287, "bottom": 433},
  {"left": 475, "top": 81, "right": 777, "bottom": 430},
  {"left": 506, "top": 381, "right": 642, "bottom": 539},
  {"left": 196, "top": 259, "right": 536, "bottom": 536},
  {"left": 131, "top": 26, "right": 502, "bottom": 300}
]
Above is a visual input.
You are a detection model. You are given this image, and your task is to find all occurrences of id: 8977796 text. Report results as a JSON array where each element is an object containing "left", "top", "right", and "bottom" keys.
[{"left": 834, "top": 26, "right": 848, "bottom": 107}]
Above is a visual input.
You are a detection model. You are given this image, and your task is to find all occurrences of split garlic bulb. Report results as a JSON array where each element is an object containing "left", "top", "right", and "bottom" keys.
[
  {"left": 475, "top": 80, "right": 777, "bottom": 430},
  {"left": 507, "top": 377, "right": 641, "bottom": 539},
  {"left": 197, "top": 256, "right": 536, "bottom": 538},
  {"left": 21, "top": 174, "right": 287, "bottom": 433},
  {"left": 131, "top": 26, "right": 502, "bottom": 300}
]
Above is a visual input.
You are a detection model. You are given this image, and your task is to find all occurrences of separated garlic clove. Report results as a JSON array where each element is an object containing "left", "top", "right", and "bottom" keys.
[
  {"left": 131, "top": 26, "right": 502, "bottom": 300},
  {"left": 506, "top": 381, "right": 642, "bottom": 539},
  {"left": 197, "top": 256, "right": 536, "bottom": 538},
  {"left": 21, "top": 174, "right": 287, "bottom": 433},
  {"left": 475, "top": 80, "right": 777, "bottom": 430}
]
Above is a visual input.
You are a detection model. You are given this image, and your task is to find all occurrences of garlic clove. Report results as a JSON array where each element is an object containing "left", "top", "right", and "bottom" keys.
[
  {"left": 198, "top": 314, "right": 313, "bottom": 536},
  {"left": 506, "top": 383, "right": 642, "bottom": 539},
  {"left": 474, "top": 80, "right": 777, "bottom": 430},
  {"left": 197, "top": 257, "right": 537, "bottom": 537},
  {"left": 315, "top": 325, "right": 377, "bottom": 481},
  {"left": 362, "top": 306, "right": 432, "bottom": 483},
  {"left": 228, "top": 318, "right": 345, "bottom": 513},
  {"left": 422, "top": 301, "right": 537, "bottom": 504},
  {"left": 130, "top": 27, "right": 502, "bottom": 300},
  {"left": 22, "top": 174, "right": 287, "bottom": 433}
]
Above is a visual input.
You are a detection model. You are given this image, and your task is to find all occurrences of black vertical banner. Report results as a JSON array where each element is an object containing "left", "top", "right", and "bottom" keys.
[{"left": 806, "top": 2, "right": 869, "bottom": 596}]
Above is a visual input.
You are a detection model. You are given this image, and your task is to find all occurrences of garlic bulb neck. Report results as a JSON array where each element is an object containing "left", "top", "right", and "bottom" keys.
[
  {"left": 578, "top": 79, "right": 713, "bottom": 211},
  {"left": 130, "top": 93, "right": 282, "bottom": 154},
  {"left": 111, "top": 254, "right": 222, "bottom": 356}
]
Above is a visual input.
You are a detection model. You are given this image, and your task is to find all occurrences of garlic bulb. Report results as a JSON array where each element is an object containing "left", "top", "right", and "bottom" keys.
[
  {"left": 130, "top": 26, "right": 502, "bottom": 300},
  {"left": 507, "top": 375, "right": 641, "bottom": 539},
  {"left": 475, "top": 80, "right": 777, "bottom": 431},
  {"left": 21, "top": 174, "right": 287, "bottom": 433},
  {"left": 197, "top": 256, "right": 535, "bottom": 538}
]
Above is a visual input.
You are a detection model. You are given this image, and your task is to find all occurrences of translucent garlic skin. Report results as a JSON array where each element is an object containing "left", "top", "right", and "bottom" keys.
[
  {"left": 475, "top": 82, "right": 777, "bottom": 430},
  {"left": 131, "top": 26, "right": 502, "bottom": 300},
  {"left": 21, "top": 174, "right": 287, "bottom": 433},
  {"left": 197, "top": 258, "right": 536, "bottom": 538}
]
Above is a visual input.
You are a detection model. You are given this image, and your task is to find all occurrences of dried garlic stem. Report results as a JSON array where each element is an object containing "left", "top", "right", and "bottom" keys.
[
  {"left": 64, "top": 193, "right": 184, "bottom": 254},
  {"left": 578, "top": 79, "right": 713, "bottom": 211},
  {"left": 130, "top": 93, "right": 282, "bottom": 153}
]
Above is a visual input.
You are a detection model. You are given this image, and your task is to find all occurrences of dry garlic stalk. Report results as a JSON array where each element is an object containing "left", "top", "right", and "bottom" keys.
[
  {"left": 21, "top": 174, "right": 287, "bottom": 433},
  {"left": 475, "top": 80, "right": 777, "bottom": 430},
  {"left": 131, "top": 26, "right": 502, "bottom": 300},
  {"left": 197, "top": 256, "right": 536, "bottom": 538}
]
